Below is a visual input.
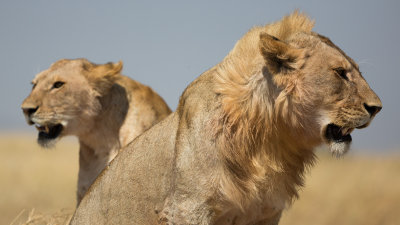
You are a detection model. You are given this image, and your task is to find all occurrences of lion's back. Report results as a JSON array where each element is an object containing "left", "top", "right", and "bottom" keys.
[{"left": 116, "top": 75, "right": 172, "bottom": 146}]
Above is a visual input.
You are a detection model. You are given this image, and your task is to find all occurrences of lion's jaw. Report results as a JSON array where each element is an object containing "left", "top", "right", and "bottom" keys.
[
  {"left": 317, "top": 114, "right": 352, "bottom": 156},
  {"left": 32, "top": 119, "right": 67, "bottom": 148},
  {"left": 318, "top": 105, "right": 380, "bottom": 157},
  {"left": 31, "top": 112, "right": 98, "bottom": 148}
]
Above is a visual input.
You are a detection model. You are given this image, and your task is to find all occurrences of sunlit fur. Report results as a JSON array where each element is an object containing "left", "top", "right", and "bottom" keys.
[{"left": 21, "top": 59, "right": 171, "bottom": 203}]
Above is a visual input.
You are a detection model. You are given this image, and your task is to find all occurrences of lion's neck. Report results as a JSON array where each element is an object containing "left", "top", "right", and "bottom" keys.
[
  {"left": 216, "top": 111, "right": 317, "bottom": 212},
  {"left": 215, "top": 52, "right": 319, "bottom": 211},
  {"left": 78, "top": 84, "right": 129, "bottom": 161}
]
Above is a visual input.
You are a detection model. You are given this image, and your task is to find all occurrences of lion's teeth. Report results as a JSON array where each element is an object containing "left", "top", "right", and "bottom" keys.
[
  {"left": 341, "top": 128, "right": 354, "bottom": 136},
  {"left": 45, "top": 126, "right": 49, "bottom": 133},
  {"left": 35, "top": 124, "right": 46, "bottom": 132}
]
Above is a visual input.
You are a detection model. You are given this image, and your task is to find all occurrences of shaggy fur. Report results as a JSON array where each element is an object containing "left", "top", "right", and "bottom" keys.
[
  {"left": 21, "top": 58, "right": 171, "bottom": 203},
  {"left": 214, "top": 13, "right": 317, "bottom": 210},
  {"left": 70, "top": 11, "right": 381, "bottom": 225}
]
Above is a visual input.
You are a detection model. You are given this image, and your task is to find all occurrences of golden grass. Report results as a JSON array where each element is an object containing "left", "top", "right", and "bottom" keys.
[
  {"left": 0, "top": 133, "right": 78, "bottom": 225},
  {"left": 10, "top": 208, "right": 73, "bottom": 225},
  {"left": 0, "top": 133, "right": 399, "bottom": 225},
  {"left": 280, "top": 153, "right": 400, "bottom": 225}
]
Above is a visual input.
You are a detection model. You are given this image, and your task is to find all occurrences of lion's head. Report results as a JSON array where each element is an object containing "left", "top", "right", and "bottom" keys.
[
  {"left": 259, "top": 32, "right": 381, "bottom": 156},
  {"left": 217, "top": 12, "right": 382, "bottom": 162},
  {"left": 21, "top": 58, "right": 123, "bottom": 147}
]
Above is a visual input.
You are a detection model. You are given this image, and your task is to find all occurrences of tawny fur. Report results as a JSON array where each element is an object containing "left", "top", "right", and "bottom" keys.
[
  {"left": 21, "top": 58, "right": 171, "bottom": 203},
  {"left": 70, "top": 11, "right": 381, "bottom": 225}
]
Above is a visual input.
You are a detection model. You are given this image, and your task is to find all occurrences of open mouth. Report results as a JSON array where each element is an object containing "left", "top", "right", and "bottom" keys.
[
  {"left": 324, "top": 124, "right": 355, "bottom": 156},
  {"left": 35, "top": 123, "right": 63, "bottom": 141},
  {"left": 324, "top": 124, "right": 354, "bottom": 144}
]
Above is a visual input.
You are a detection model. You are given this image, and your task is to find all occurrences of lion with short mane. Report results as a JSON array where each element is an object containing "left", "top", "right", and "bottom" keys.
[
  {"left": 21, "top": 58, "right": 171, "bottom": 203},
  {"left": 70, "top": 12, "right": 381, "bottom": 224}
]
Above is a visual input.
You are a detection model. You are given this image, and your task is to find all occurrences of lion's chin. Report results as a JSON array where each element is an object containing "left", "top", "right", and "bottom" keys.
[
  {"left": 36, "top": 124, "right": 63, "bottom": 148},
  {"left": 328, "top": 141, "right": 351, "bottom": 157},
  {"left": 324, "top": 124, "right": 353, "bottom": 157}
]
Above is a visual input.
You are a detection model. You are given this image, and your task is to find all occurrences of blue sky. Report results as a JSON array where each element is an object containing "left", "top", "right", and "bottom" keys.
[{"left": 1, "top": 0, "right": 399, "bottom": 152}]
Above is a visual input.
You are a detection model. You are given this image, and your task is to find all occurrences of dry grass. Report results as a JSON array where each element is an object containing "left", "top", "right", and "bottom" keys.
[
  {"left": 10, "top": 208, "right": 73, "bottom": 225},
  {"left": 0, "top": 133, "right": 78, "bottom": 225},
  {"left": 0, "top": 133, "right": 399, "bottom": 225},
  {"left": 280, "top": 153, "right": 400, "bottom": 225}
]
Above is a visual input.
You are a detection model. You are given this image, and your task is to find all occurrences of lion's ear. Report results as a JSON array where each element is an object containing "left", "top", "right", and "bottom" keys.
[
  {"left": 93, "top": 60, "right": 123, "bottom": 78},
  {"left": 259, "top": 33, "right": 303, "bottom": 74},
  {"left": 85, "top": 60, "right": 123, "bottom": 96},
  {"left": 107, "top": 61, "right": 123, "bottom": 76}
]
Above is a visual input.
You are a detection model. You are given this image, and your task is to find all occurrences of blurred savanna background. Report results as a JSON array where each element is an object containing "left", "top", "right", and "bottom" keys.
[
  {"left": 1, "top": 1, "right": 399, "bottom": 225},
  {"left": 2, "top": 137, "right": 399, "bottom": 225}
]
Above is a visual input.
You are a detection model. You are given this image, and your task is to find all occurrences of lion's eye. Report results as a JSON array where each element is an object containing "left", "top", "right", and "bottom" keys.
[
  {"left": 52, "top": 81, "right": 65, "bottom": 89},
  {"left": 333, "top": 68, "right": 348, "bottom": 81}
]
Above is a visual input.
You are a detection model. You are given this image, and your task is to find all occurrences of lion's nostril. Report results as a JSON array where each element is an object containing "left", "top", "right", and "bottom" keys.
[
  {"left": 363, "top": 103, "right": 382, "bottom": 117},
  {"left": 22, "top": 106, "right": 39, "bottom": 117}
]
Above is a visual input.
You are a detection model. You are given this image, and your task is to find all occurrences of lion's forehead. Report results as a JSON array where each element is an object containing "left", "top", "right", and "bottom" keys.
[
  {"left": 313, "top": 33, "right": 359, "bottom": 70},
  {"left": 290, "top": 32, "right": 359, "bottom": 73},
  {"left": 314, "top": 50, "right": 354, "bottom": 72},
  {"left": 33, "top": 64, "right": 86, "bottom": 86}
]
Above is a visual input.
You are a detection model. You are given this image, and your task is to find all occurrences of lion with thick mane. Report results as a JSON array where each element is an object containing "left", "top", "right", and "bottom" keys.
[
  {"left": 71, "top": 12, "right": 381, "bottom": 224},
  {"left": 21, "top": 58, "right": 171, "bottom": 203}
]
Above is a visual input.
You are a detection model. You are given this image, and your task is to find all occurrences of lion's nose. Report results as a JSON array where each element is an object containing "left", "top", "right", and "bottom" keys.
[
  {"left": 22, "top": 106, "right": 39, "bottom": 117},
  {"left": 363, "top": 103, "right": 382, "bottom": 117}
]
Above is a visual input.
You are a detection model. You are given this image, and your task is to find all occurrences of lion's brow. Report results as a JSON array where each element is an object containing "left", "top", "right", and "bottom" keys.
[{"left": 314, "top": 33, "right": 360, "bottom": 71}]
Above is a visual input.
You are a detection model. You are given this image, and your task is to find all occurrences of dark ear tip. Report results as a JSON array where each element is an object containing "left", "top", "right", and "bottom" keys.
[
  {"left": 259, "top": 32, "right": 270, "bottom": 40},
  {"left": 260, "top": 33, "right": 279, "bottom": 41}
]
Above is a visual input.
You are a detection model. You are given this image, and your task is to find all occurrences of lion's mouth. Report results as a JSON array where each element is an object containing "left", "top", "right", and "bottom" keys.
[
  {"left": 324, "top": 124, "right": 353, "bottom": 144},
  {"left": 323, "top": 124, "right": 355, "bottom": 156},
  {"left": 35, "top": 123, "right": 63, "bottom": 141}
]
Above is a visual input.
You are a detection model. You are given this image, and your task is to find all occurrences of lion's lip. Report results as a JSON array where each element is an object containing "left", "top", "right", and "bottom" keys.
[
  {"left": 35, "top": 123, "right": 63, "bottom": 140},
  {"left": 356, "top": 123, "right": 369, "bottom": 129},
  {"left": 324, "top": 124, "right": 353, "bottom": 143}
]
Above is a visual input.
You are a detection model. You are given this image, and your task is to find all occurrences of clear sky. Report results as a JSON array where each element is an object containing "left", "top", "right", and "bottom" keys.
[{"left": 1, "top": 0, "right": 399, "bottom": 153}]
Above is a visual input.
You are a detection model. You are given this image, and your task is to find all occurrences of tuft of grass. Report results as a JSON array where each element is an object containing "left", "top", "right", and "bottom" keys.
[{"left": 10, "top": 208, "right": 73, "bottom": 225}]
